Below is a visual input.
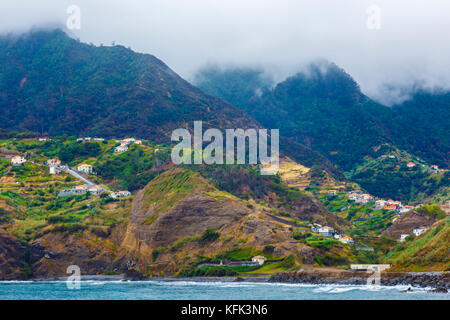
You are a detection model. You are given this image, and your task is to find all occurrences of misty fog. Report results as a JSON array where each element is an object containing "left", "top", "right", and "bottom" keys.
[{"left": 1, "top": 0, "right": 449, "bottom": 105}]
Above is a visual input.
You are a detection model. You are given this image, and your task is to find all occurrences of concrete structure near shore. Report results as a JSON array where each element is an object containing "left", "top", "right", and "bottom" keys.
[{"left": 350, "top": 264, "right": 391, "bottom": 271}]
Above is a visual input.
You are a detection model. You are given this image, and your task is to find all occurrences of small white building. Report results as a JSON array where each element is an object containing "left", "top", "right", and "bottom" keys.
[
  {"left": 88, "top": 185, "right": 105, "bottom": 195},
  {"left": 355, "top": 194, "right": 374, "bottom": 204},
  {"left": 110, "top": 190, "right": 132, "bottom": 198},
  {"left": 47, "top": 159, "right": 61, "bottom": 167},
  {"left": 413, "top": 228, "right": 427, "bottom": 237},
  {"left": 122, "top": 138, "right": 136, "bottom": 143},
  {"left": 251, "top": 256, "right": 267, "bottom": 266},
  {"left": 375, "top": 200, "right": 386, "bottom": 210},
  {"left": 115, "top": 144, "right": 129, "bottom": 153},
  {"left": 398, "top": 205, "right": 414, "bottom": 214},
  {"left": 339, "top": 236, "right": 354, "bottom": 245},
  {"left": 317, "top": 226, "right": 335, "bottom": 237},
  {"left": 399, "top": 234, "right": 409, "bottom": 242},
  {"left": 11, "top": 156, "right": 26, "bottom": 166},
  {"left": 49, "top": 166, "right": 57, "bottom": 175},
  {"left": 77, "top": 164, "right": 93, "bottom": 174}
]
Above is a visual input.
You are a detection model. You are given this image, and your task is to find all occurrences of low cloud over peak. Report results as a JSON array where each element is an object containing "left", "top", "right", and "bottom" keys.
[{"left": 1, "top": 0, "right": 449, "bottom": 105}]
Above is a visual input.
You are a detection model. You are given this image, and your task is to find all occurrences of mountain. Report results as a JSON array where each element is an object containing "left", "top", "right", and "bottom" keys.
[
  {"left": 0, "top": 29, "right": 340, "bottom": 178},
  {"left": 0, "top": 29, "right": 258, "bottom": 140},
  {"left": 195, "top": 63, "right": 395, "bottom": 171},
  {"left": 194, "top": 63, "right": 450, "bottom": 200},
  {"left": 388, "top": 91, "right": 450, "bottom": 168},
  {"left": 194, "top": 63, "right": 449, "bottom": 171}
]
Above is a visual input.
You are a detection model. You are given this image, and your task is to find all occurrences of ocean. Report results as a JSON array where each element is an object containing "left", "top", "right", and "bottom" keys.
[{"left": 0, "top": 279, "right": 448, "bottom": 300}]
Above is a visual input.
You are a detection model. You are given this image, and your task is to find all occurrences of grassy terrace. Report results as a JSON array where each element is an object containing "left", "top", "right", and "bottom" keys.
[{"left": 0, "top": 138, "right": 138, "bottom": 242}]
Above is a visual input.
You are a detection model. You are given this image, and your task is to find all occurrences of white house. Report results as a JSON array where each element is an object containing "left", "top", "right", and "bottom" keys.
[
  {"left": 11, "top": 156, "right": 26, "bottom": 166},
  {"left": 339, "top": 236, "right": 354, "bottom": 245},
  {"left": 251, "top": 256, "right": 267, "bottom": 266},
  {"left": 47, "top": 159, "right": 61, "bottom": 167},
  {"left": 413, "top": 228, "right": 427, "bottom": 237},
  {"left": 88, "top": 185, "right": 105, "bottom": 195},
  {"left": 122, "top": 138, "right": 136, "bottom": 143},
  {"left": 110, "top": 190, "right": 132, "bottom": 198},
  {"left": 317, "top": 226, "right": 335, "bottom": 237},
  {"left": 375, "top": 200, "right": 386, "bottom": 210},
  {"left": 77, "top": 164, "right": 93, "bottom": 174},
  {"left": 49, "top": 166, "right": 58, "bottom": 175},
  {"left": 399, "top": 234, "right": 409, "bottom": 242},
  {"left": 327, "top": 189, "right": 338, "bottom": 196},
  {"left": 398, "top": 205, "right": 414, "bottom": 214},
  {"left": 348, "top": 193, "right": 359, "bottom": 201},
  {"left": 407, "top": 162, "right": 416, "bottom": 168},
  {"left": 115, "top": 144, "right": 129, "bottom": 153}
]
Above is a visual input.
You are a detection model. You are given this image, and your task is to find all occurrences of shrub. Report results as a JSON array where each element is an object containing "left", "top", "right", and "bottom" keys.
[{"left": 200, "top": 229, "right": 220, "bottom": 242}]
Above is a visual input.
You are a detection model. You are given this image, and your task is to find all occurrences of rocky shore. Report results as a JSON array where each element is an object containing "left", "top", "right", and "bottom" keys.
[{"left": 269, "top": 269, "right": 449, "bottom": 291}]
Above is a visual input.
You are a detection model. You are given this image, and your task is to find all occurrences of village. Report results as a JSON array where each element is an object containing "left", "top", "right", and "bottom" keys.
[
  {"left": 2, "top": 138, "right": 447, "bottom": 247},
  {"left": 3, "top": 136, "right": 145, "bottom": 201}
]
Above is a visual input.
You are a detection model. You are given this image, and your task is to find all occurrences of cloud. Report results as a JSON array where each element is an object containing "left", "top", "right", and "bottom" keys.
[{"left": 1, "top": 0, "right": 450, "bottom": 105}]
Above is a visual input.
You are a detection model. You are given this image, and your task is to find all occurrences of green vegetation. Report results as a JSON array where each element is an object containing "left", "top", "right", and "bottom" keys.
[{"left": 384, "top": 218, "right": 450, "bottom": 271}]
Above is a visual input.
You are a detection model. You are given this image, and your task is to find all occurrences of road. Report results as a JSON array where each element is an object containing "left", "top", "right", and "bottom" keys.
[{"left": 60, "top": 166, "right": 95, "bottom": 186}]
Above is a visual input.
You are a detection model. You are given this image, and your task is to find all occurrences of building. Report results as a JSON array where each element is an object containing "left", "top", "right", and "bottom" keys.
[
  {"left": 134, "top": 140, "right": 142, "bottom": 145},
  {"left": 413, "top": 228, "right": 427, "bottom": 237},
  {"left": 339, "top": 236, "right": 354, "bottom": 245},
  {"left": 407, "top": 162, "right": 416, "bottom": 168},
  {"left": 77, "top": 164, "right": 93, "bottom": 174},
  {"left": 430, "top": 165, "right": 439, "bottom": 171},
  {"left": 251, "top": 256, "right": 267, "bottom": 266},
  {"left": 11, "top": 156, "right": 26, "bottom": 166},
  {"left": 399, "top": 234, "right": 409, "bottom": 242},
  {"left": 49, "top": 166, "right": 59, "bottom": 175},
  {"left": 383, "top": 204, "right": 398, "bottom": 211},
  {"left": 75, "top": 185, "right": 89, "bottom": 192},
  {"left": 110, "top": 190, "right": 132, "bottom": 199},
  {"left": 398, "top": 205, "right": 414, "bottom": 214},
  {"left": 349, "top": 193, "right": 360, "bottom": 201},
  {"left": 350, "top": 264, "right": 390, "bottom": 271},
  {"left": 375, "top": 200, "right": 386, "bottom": 210},
  {"left": 88, "top": 185, "right": 105, "bottom": 195},
  {"left": 316, "top": 226, "right": 335, "bottom": 237},
  {"left": 115, "top": 144, "right": 129, "bottom": 153},
  {"left": 356, "top": 194, "right": 374, "bottom": 204},
  {"left": 47, "top": 159, "right": 61, "bottom": 167},
  {"left": 93, "top": 138, "right": 105, "bottom": 142},
  {"left": 58, "top": 184, "right": 90, "bottom": 197},
  {"left": 122, "top": 138, "right": 136, "bottom": 144},
  {"left": 327, "top": 190, "right": 338, "bottom": 196}
]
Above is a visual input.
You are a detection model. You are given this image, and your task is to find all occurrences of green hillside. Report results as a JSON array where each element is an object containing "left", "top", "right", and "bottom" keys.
[{"left": 384, "top": 218, "right": 450, "bottom": 271}]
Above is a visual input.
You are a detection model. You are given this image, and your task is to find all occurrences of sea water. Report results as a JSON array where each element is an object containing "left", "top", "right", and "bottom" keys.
[{"left": 0, "top": 280, "right": 448, "bottom": 300}]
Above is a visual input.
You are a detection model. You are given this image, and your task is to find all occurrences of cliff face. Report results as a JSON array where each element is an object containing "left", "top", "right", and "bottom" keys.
[
  {"left": 0, "top": 229, "right": 25, "bottom": 279},
  {"left": 27, "top": 227, "right": 127, "bottom": 278},
  {"left": 115, "top": 168, "right": 334, "bottom": 275}
]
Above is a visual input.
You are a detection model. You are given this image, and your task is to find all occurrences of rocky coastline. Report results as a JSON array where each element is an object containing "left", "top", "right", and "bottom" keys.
[{"left": 269, "top": 269, "right": 449, "bottom": 292}]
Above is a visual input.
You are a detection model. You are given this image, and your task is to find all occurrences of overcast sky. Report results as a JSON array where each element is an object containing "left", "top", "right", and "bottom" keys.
[{"left": 1, "top": 0, "right": 450, "bottom": 105}]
